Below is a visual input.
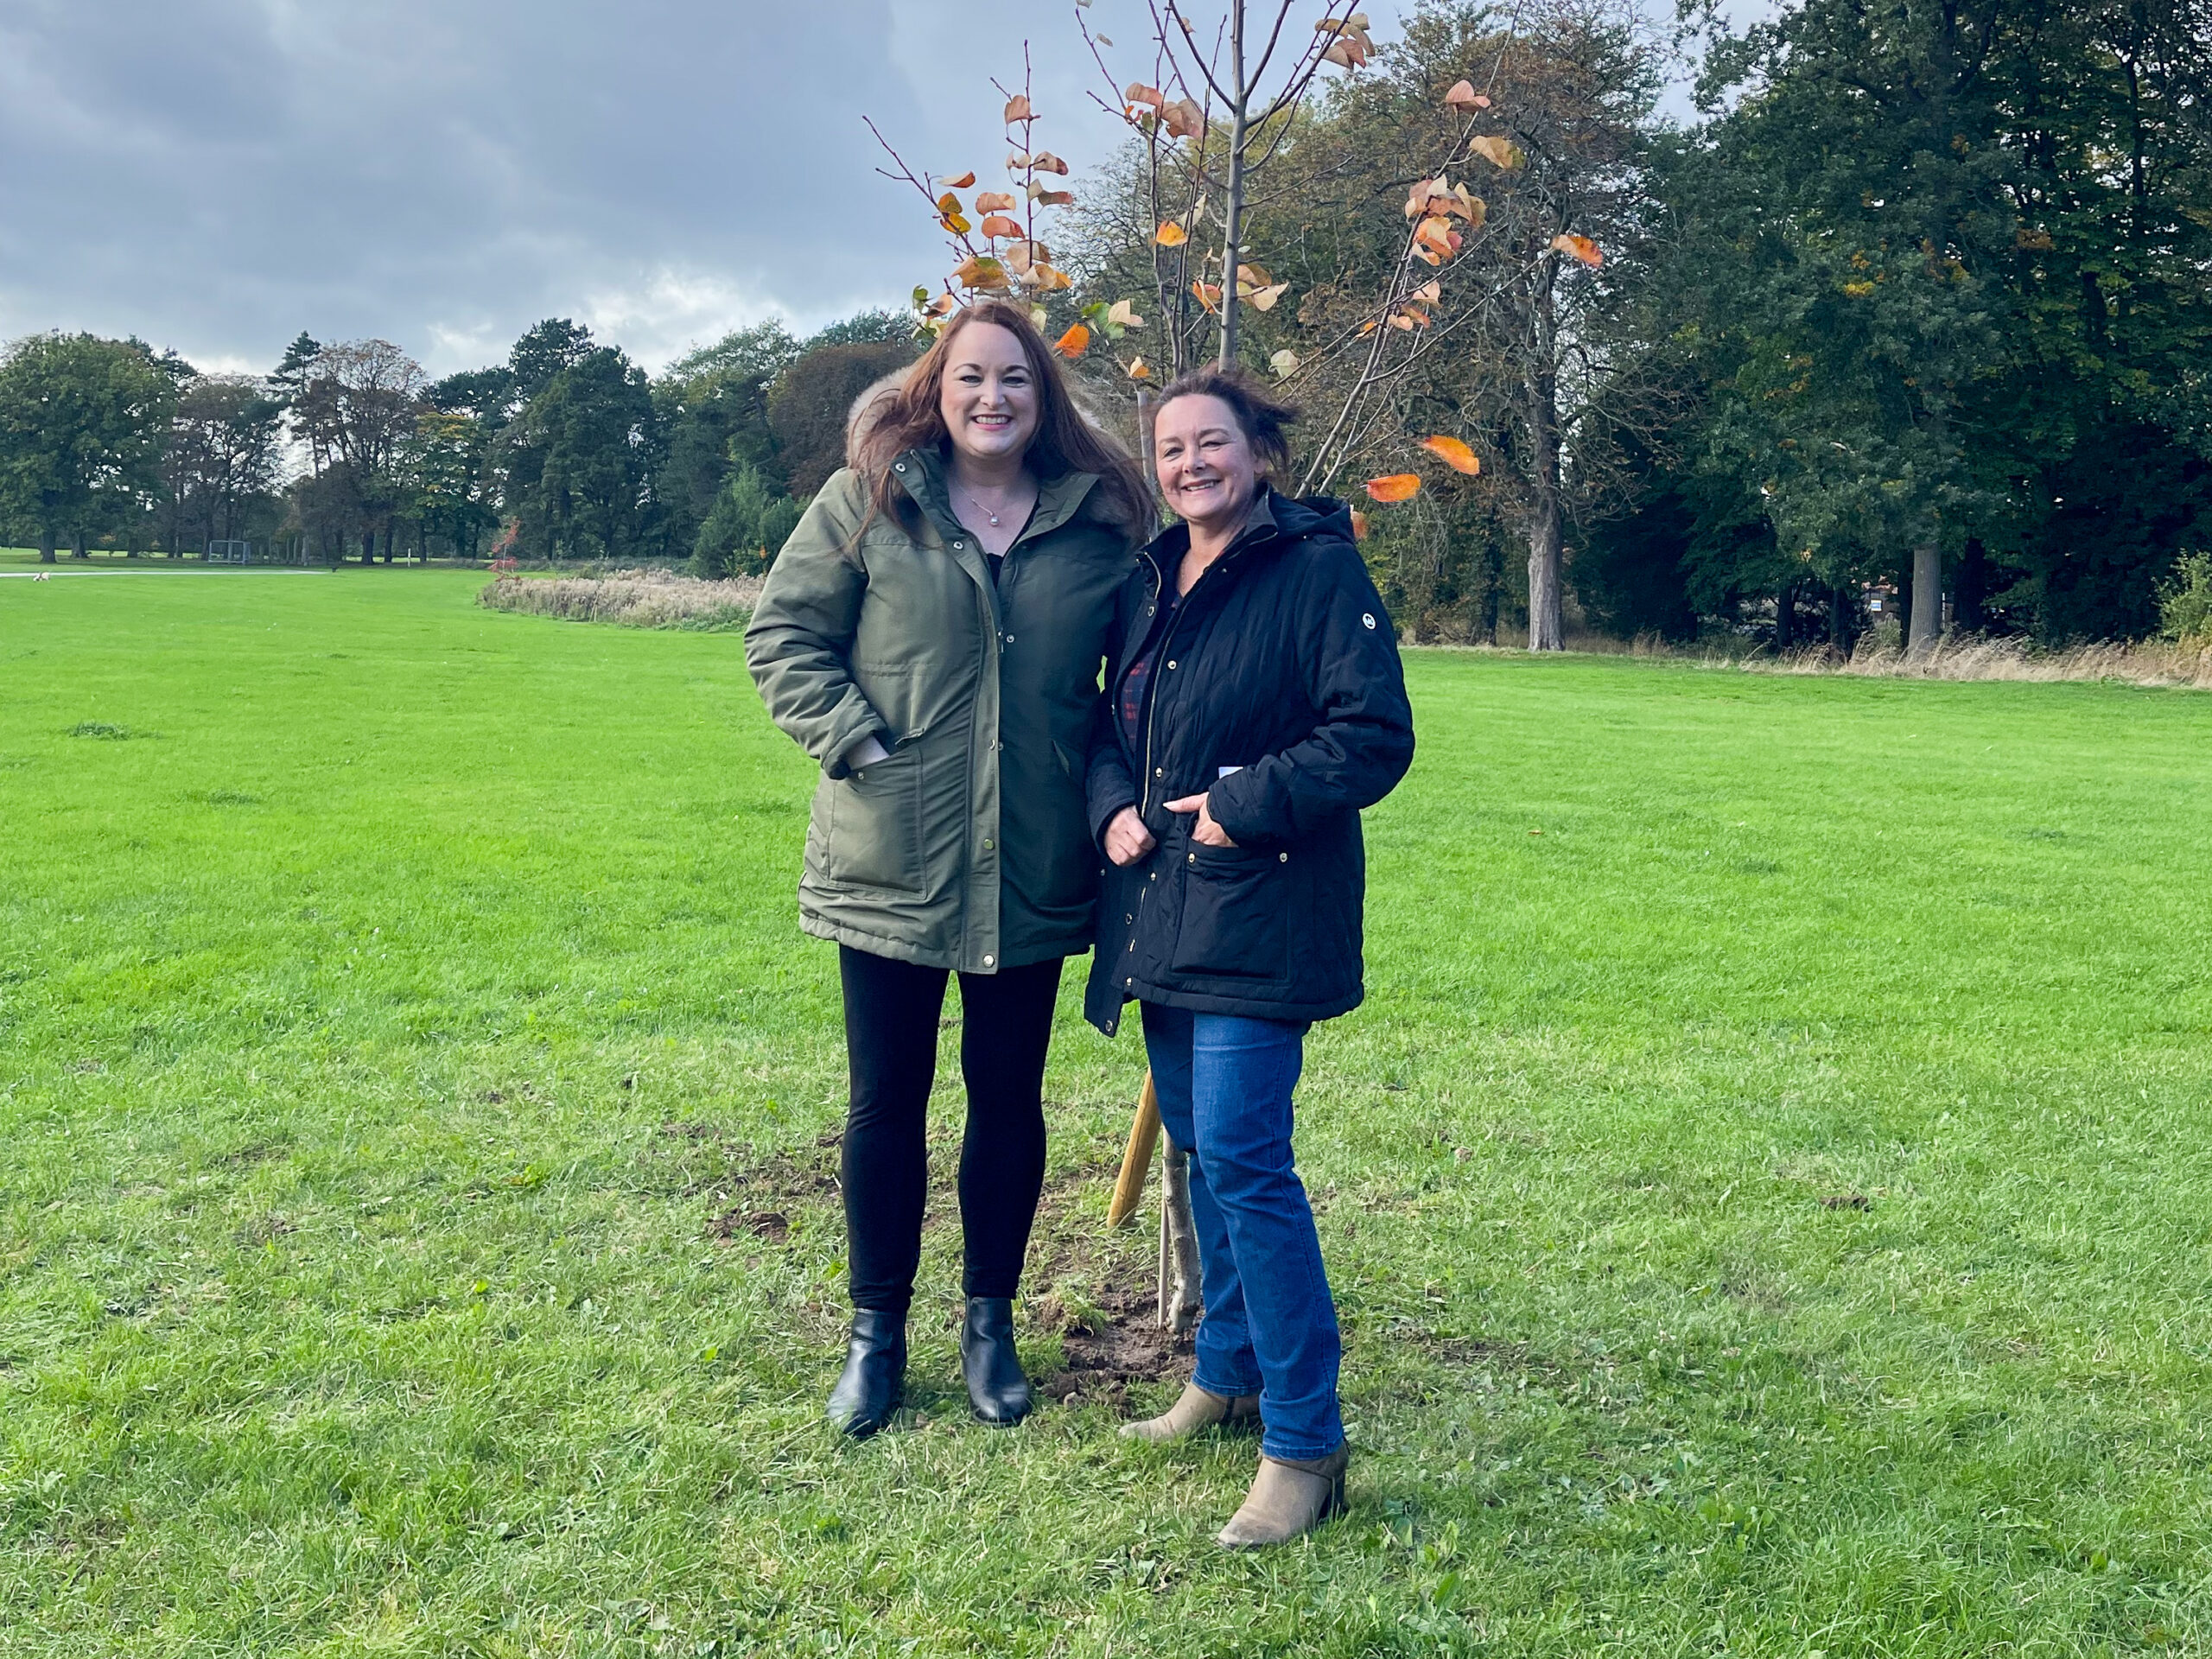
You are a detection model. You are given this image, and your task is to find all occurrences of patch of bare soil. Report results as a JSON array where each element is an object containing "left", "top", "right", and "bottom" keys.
[
  {"left": 1035, "top": 1276, "right": 1192, "bottom": 1410},
  {"left": 1022, "top": 1159, "right": 1192, "bottom": 1409},
  {"left": 709, "top": 1209, "right": 791, "bottom": 1243}
]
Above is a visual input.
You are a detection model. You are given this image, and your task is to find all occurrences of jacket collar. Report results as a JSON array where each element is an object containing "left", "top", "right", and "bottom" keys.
[
  {"left": 1144, "top": 481, "right": 1328, "bottom": 572},
  {"left": 895, "top": 446, "right": 1103, "bottom": 544}
]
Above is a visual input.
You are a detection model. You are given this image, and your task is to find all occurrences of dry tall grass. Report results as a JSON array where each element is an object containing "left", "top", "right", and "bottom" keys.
[
  {"left": 1744, "top": 631, "right": 2212, "bottom": 690},
  {"left": 478, "top": 568, "right": 763, "bottom": 631}
]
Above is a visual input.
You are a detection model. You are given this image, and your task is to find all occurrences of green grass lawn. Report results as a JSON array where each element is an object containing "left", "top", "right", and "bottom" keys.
[{"left": 3, "top": 569, "right": 2210, "bottom": 1656}]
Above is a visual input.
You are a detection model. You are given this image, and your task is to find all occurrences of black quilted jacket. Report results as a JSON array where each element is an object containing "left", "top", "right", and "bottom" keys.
[{"left": 1083, "top": 487, "right": 1415, "bottom": 1033}]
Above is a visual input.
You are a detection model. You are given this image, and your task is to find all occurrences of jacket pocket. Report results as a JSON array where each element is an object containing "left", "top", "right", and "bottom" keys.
[
  {"left": 1169, "top": 843, "right": 1288, "bottom": 980},
  {"left": 824, "top": 742, "right": 925, "bottom": 893}
]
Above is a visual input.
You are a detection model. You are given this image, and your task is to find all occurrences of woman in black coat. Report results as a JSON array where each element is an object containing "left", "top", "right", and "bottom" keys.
[{"left": 1084, "top": 364, "right": 1414, "bottom": 1546}]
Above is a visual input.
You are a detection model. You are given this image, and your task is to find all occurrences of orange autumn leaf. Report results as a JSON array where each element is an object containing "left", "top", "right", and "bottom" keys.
[
  {"left": 1030, "top": 151, "right": 1071, "bottom": 175},
  {"left": 953, "top": 255, "right": 1010, "bottom": 291},
  {"left": 975, "top": 191, "right": 1019, "bottom": 213},
  {"left": 1444, "top": 79, "right": 1491, "bottom": 112},
  {"left": 1470, "top": 134, "right": 1525, "bottom": 170},
  {"left": 1552, "top": 232, "right": 1603, "bottom": 267},
  {"left": 1154, "top": 220, "right": 1189, "bottom": 247},
  {"left": 979, "top": 214, "right": 1022, "bottom": 238},
  {"left": 1412, "top": 217, "right": 1462, "bottom": 262},
  {"left": 1125, "top": 82, "right": 1166, "bottom": 111},
  {"left": 1161, "top": 97, "right": 1205, "bottom": 141},
  {"left": 1127, "top": 356, "right": 1153, "bottom": 379},
  {"left": 1035, "top": 188, "right": 1075, "bottom": 207},
  {"left": 942, "top": 171, "right": 977, "bottom": 188},
  {"left": 1191, "top": 280, "right": 1223, "bottom": 314},
  {"left": 1365, "top": 474, "right": 1421, "bottom": 503},
  {"left": 1055, "top": 323, "right": 1090, "bottom": 359},
  {"left": 1421, "top": 435, "right": 1481, "bottom": 474},
  {"left": 1004, "top": 95, "right": 1033, "bottom": 123},
  {"left": 935, "top": 192, "right": 963, "bottom": 214},
  {"left": 1350, "top": 508, "right": 1370, "bottom": 539}
]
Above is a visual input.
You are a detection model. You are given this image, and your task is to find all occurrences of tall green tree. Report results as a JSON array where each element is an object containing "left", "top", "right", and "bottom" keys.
[
  {"left": 1671, "top": 0, "right": 2212, "bottom": 647},
  {"left": 167, "top": 375, "right": 284, "bottom": 550},
  {"left": 503, "top": 346, "right": 659, "bottom": 561},
  {"left": 0, "top": 334, "right": 177, "bottom": 562},
  {"left": 655, "top": 321, "right": 798, "bottom": 559}
]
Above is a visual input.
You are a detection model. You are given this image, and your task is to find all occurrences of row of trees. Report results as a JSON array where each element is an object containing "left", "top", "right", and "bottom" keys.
[
  {"left": 0, "top": 312, "right": 920, "bottom": 571},
  {"left": 893, "top": 0, "right": 2209, "bottom": 648}
]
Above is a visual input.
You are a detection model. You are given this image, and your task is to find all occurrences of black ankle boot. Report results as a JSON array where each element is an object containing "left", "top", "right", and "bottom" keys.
[
  {"left": 827, "top": 1309, "right": 906, "bottom": 1439},
  {"left": 960, "top": 1296, "right": 1033, "bottom": 1427}
]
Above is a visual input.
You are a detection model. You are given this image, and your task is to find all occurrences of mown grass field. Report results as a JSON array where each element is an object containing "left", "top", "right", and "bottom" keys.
[{"left": 3, "top": 567, "right": 2210, "bottom": 1657}]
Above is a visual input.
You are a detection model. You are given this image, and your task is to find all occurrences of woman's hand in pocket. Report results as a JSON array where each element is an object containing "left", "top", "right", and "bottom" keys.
[
  {"left": 1104, "top": 806, "right": 1158, "bottom": 867},
  {"left": 1164, "top": 791, "right": 1237, "bottom": 849}
]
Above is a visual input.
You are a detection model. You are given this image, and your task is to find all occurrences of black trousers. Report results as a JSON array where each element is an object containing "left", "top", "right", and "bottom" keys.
[{"left": 838, "top": 944, "right": 1064, "bottom": 1316}]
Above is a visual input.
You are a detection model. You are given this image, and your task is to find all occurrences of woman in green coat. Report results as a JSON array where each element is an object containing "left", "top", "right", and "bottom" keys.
[{"left": 745, "top": 302, "right": 1149, "bottom": 1438}]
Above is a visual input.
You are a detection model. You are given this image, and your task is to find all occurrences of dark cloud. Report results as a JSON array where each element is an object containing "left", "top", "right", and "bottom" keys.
[
  {"left": 0, "top": 0, "right": 1160, "bottom": 373},
  {"left": 9, "top": 3, "right": 1618, "bottom": 376}
]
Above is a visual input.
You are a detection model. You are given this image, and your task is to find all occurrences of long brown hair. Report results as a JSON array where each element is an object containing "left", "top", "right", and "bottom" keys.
[{"left": 848, "top": 301, "right": 1151, "bottom": 543}]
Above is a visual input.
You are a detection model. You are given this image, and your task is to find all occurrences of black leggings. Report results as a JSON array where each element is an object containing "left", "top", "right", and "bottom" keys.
[{"left": 838, "top": 944, "right": 1064, "bottom": 1316}]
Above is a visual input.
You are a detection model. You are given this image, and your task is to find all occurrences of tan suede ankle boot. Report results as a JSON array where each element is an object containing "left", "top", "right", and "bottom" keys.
[
  {"left": 1119, "top": 1380, "right": 1262, "bottom": 1443},
  {"left": 1215, "top": 1444, "right": 1350, "bottom": 1547}
]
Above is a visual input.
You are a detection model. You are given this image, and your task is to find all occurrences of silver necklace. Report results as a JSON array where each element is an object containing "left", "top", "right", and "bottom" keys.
[{"left": 956, "top": 478, "right": 1029, "bottom": 530}]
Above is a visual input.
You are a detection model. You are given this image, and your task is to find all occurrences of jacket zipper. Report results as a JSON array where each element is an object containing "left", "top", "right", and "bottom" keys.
[
  {"left": 1132, "top": 546, "right": 1167, "bottom": 817},
  {"left": 1136, "top": 543, "right": 1236, "bottom": 818}
]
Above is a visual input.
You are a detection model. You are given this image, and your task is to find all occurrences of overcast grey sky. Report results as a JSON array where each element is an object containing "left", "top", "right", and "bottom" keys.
[{"left": 0, "top": 2, "right": 1725, "bottom": 378}]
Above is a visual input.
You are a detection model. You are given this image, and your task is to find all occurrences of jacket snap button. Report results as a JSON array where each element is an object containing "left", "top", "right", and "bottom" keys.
[
  {"left": 1279, "top": 852, "right": 1288, "bottom": 862},
  {"left": 1125, "top": 976, "right": 1133, "bottom": 988},
  {"left": 1187, "top": 852, "right": 1196, "bottom": 864},
  {"left": 855, "top": 770, "right": 866, "bottom": 780},
  {"left": 1154, "top": 766, "right": 1164, "bottom": 778},
  {"left": 1124, "top": 912, "right": 1132, "bottom": 924},
  {"left": 1166, "top": 659, "right": 1178, "bottom": 670},
  {"left": 982, "top": 838, "right": 994, "bottom": 851},
  {"left": 983, "top": 955, "right": 995, "bottom": 967},
  {"left": 1127, "top": 940, "right": 1135, "bottom": 951},
  {"left": 954, "top": 540, "right": 965, "bottom": 550}
]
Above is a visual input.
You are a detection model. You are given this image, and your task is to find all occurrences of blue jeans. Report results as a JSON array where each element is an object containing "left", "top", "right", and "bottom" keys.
[{"left": 1141, "top": 1001, "right": 1344, "bottom": 1461}]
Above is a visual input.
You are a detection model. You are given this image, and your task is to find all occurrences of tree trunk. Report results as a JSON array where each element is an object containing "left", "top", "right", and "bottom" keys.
[
  {"left": 1525, "top": 487, "right": 1565, "bottom": 651},
  {"left": 1217, "top": 2, "right": 1249, "bottom": 368},
  {"left": 1522, "top": 278, "right": 1566, "bottom": 652},
  {"left": 71, "top": 526, "right": 87, "bottom": 560},
  {"left": 1831, "top": 583, "right": 1853, "bottom": 650},
  {"left": 37, "top": 525, "right": 55, "bottom": 563},
  {"left": 1776, "top": 581, "right": 1795, "bottom": 650},
  {"left": 1908, "top": 541, "right": 1943, "bottom": 656},
  {"left": 1158, "top": 1144, "right": 1201, "bottom": 1335}
]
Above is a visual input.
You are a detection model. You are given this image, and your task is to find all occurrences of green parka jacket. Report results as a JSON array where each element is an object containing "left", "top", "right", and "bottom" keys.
[{"left": 744, "top": 448, "right": 1139, "bottom": 974}]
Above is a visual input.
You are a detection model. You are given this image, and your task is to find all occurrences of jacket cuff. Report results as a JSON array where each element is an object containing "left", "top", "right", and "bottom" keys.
[
  {"left": 820, "top": 702, "right": 887, "bottom": 779},
  {"left": 1090, "top": 793, "right": 1139, "bottom": 849},
  {"left": 1207, "top": 767, "right": 1283, "bottom": 845}
]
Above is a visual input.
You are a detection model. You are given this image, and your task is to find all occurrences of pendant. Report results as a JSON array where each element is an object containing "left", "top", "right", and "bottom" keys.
[{"left": 988, "top": 513, "right": 1001, "bottom": 526}]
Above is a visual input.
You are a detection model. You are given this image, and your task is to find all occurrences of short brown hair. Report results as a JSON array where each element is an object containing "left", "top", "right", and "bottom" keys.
[
  {"left": 1151, "top": 363, "right": 1300, "bottom": 480},
  {"left": 847, "top": 301, "right": 1150, "bottom": 543}
]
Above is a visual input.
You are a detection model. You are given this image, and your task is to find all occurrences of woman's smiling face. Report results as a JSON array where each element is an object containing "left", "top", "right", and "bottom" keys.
[
  {"left": 938, "top": 321, "right": 1039, "bottom": 467},
  {"left": 1153, "top": 392, "right": 1259, "bottom": 532}
]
